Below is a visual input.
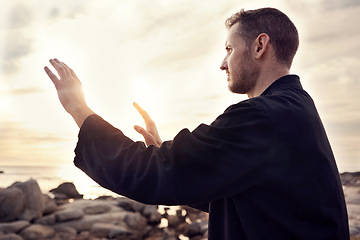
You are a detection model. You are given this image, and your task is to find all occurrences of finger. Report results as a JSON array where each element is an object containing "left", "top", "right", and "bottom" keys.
[
  {"left": 49, "top": 59, "right": 68, "bottom": 79},
  {"left": 44, "top": 66, "right": 60, "bottom": 89},
  {"left": 50, "top": 59, "right": 72, "bottom": 79},
  {"left": 133, "top": 102, "right": 154, "bottom": 125},
  {"left": 56, "top": 59, "right": 73, "bottom": 77},
  {"left": 134, "top": 125, "right": 155, "bottom": 145},
  {"left": 62, "top": 62, "right": 80, "bottom": 81},
  {"left": 134, "top": 125, "right": 146, "bottom": 134}
]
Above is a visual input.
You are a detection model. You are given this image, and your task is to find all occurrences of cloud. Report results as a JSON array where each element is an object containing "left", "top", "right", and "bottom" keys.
[
  {"left": 0, "top": 87, "right": 45, "bottom": 96},
  {"left": 0, "top": 120, "right": 71, "bottom": 165},
  {"left": 0, "top": 0, "right": 88, "bottom": 76},
  {"left": 1, "top": 35, "right": 34, "bottom": 75},
  {"left": 0, "top": 2, "right": 34, "bottom": 75}
]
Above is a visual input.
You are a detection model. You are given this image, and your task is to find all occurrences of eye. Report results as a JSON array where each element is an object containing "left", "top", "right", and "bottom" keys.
[{"left": 226, "top": 47, "right": 232, "bottom": 53}]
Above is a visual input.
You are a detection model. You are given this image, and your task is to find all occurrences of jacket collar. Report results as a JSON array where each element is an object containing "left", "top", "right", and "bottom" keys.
[{"left": 260, "top": 75, "right": 302, "bottom": 96}]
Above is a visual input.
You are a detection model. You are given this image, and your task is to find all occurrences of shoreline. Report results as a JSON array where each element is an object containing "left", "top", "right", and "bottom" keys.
[{"left": 0, "top": 172, "right": 359, "bottom": 239}]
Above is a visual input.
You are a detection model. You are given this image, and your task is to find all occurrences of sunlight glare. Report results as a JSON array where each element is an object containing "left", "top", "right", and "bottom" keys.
[
  {"left": 131, "top": 75, "right": 164, "bottom": 124},
  {"left": 56, "top": 163, "right": 119, "bottom": 199}
]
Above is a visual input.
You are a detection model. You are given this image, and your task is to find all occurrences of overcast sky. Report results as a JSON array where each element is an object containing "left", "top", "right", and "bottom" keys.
[{"left": 0, "top": 0, "right": 359, "bottom": 172}]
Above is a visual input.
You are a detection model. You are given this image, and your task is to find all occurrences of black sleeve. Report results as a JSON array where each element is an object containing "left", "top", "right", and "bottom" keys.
[
  {"left": 188, "top": 203, "right": 209, "bottom": 213},
  {"left": 74, "top": 101, "right": 273, "bottom": 205}
]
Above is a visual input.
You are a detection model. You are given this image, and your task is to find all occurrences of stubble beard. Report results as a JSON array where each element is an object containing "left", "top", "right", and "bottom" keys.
[{"left": 228, "top": 62, "right": 259, "bottom": 95}]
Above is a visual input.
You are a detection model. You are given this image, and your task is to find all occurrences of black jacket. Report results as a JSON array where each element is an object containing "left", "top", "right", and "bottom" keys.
[{"left": 74, "top": 75, "right": 349, "bottom": 239}]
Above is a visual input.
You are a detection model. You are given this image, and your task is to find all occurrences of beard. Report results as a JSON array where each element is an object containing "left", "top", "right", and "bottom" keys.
[{"left": 228, "top": 51, "right": 259, "bottom": 95}]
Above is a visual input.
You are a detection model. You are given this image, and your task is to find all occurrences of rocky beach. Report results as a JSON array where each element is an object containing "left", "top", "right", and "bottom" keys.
[
  {"left": 0, "top": 179, "right": 208, "bottom": 240},
  {"left": 0, "top": 172, "right": 359, "bottom": 240}
]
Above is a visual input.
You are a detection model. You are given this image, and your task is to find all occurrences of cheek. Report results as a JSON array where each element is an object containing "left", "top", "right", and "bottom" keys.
[{"left": 229, "top": 52, "right": 242, "bottom": 67}]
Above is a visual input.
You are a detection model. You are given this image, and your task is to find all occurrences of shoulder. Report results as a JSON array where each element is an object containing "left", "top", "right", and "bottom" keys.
[{"left": 211, "top": 99, "right": 271, "bottom": 128}]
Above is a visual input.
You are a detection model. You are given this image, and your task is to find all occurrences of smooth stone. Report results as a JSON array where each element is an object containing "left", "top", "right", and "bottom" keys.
[
  {"left": 83, "top": 204, "right": 111, "bottom": 215},
  {"left": 10, "top": 180, "right": 45, "bottom": 222},
  {"left": 55, "top": 209, "right": 84, "bottom": 222},
  {"left": 0, "top": 221, "right": 29, "bottom": 234},
  {"left": 90, "top": 222, "right": 117, "bottom": 238},
  {"left": 53, "top": 226, "right": 77, "bottom": 240},
  {"left": 124, "top": 212, "right": 147, "bottom": 231},
  {"left": 53, "top": 211, "right": 128, "bottom": 232},
  {"left": 0, "top": 233, "right": 23, "bottom": 240},
  {"left": 19, "top": 224, "right": 55, "bottom": 240},
  {"left": 0, "top": 188, "right": 25, "bottom": 222},
  {"left": 34, "top": 214, "right": 56, "bottom": 225},
  {"left": 50, "top": 182, "right": 83, "bottom": 199},
  {"left": 42, "top": 195, "right": 57, "bottom": 215}
]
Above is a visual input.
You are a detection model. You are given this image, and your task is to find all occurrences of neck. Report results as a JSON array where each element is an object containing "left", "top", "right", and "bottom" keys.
[{"left": 247, "top": 67, "right": 290, "bottom": 98}]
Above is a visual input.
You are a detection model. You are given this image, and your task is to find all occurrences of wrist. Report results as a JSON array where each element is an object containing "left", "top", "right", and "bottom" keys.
[{"left": 68, "top": 104, "right": 95, "bottom": 128}]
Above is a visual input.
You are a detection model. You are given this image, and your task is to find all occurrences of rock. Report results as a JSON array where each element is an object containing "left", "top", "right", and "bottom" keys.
[
  {"left": 90, "top": 222, "right": 144, "bottom": 240},
  {"left": 34, "top": 214, "right": 56, "bottom": 225},
  {"left": 95, "top": 195, "right": 115, "bottom": 201},
  {"left": 143, "top": 205, "right": 162, "bottom": 225},
  {"left": 187, "top": 221, "right": 208, "bottom": 238},
  {"left": 51, "top": 192, "right": 70, "bottom": 206},
  {"left": 19, "top": 224, "right": 55, "bottom": 240},
  {"left": 167, "top": 215, "right": 181, "bottom": 228},
  {"left": 53, "top": 211, "right": 128, "bottom": 232},
  {"left": 109, "top": 225, "right": 138, "bottom": 239},
  {"left": 53, "top": 226, "right": 77, "bottom": 240},
  {"left": 344, "top": 186, "right": 360, "bottom": 205},
  {"left": 77, "top": 231, "right": 90, "bottom": 239},
  {"left": 132, "top": 201, "right": 146, "bottom": 213},
  {"left": 10, "top": 180, "right": 45, "bottom": 221},
  {"left": 42, "top": 195, "right": 57, "bottom": 215},
  {"left": 350, "top": 224, "right": 360, "bottom": 236},
  {"left": 83, "top": 204, "right": 111, "bottom": 215},
  {"left": 347, "top": 204, "right": 360, "bottom": 220},
  {"left": 124, "top": 212, "right": 147, "bottom": 231},
  {"left": 90, "top": 222, "right": 117, "bottom": 238},
  {"left": 0, "top": 233, "right": 23, "bottom": 240},
  {"left": 0, "top": 221, "right": 29, "bottom": 234},
  {"left": 0, "top": 188, "right": 25, "bottom": 222},
  {"left": 50, "top": 182, "right": 83, "bottom": 199},
  {"left": 162, "top": 228, "right": 178, "bottom": 240},
  {"left": 340, "top": 172, "right": 360, "bottom": 186},
  {"left": 182, "top": 206, "right": 208, "bottom": 223},
  {"left": 55, "top": 209, "right": 84, "bottom": 222},
  {"left": 117, "top": 198, "right": 135, "bottom": 212},
  {"left": 144, "top": 227, "right": 165, "bottom": 240},
  {"left": 167, "top": 209, "right": 186, "bottom": 228},
  {"left": 175, "top": 222, "right": 189, "bottom": 235}
]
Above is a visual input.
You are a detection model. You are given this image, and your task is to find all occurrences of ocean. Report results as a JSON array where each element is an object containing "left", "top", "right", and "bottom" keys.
[{"left": 0, "top": 164, "right": 119, "bottom": 199}]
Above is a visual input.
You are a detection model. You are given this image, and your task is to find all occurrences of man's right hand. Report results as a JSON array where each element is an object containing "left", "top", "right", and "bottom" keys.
[
  {"left": 133, "top": 102, "right": 162, "bottom": 147},
  {"left": 44, "top": 58, "right": 95, "bottom": 128}
]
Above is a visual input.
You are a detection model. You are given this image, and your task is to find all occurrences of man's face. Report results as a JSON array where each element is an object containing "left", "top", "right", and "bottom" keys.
[{"left": 220, "top": 22, "right": 259, "bottom": 95}]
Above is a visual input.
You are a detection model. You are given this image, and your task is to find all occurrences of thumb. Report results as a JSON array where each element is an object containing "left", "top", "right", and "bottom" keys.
[
  {"left": 134, "top": 125, "right": 152, "bottom": 138},
  {"left": 134, "top": 125, "right": 145, "bottom": 134}
]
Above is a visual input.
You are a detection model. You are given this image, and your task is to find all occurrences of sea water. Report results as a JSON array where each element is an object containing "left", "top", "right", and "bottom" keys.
[{"left": 0, "top": 164, "right": 119, "bottom": 199}]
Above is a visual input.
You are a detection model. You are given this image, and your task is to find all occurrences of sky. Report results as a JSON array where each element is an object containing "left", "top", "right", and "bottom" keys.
[{"left": 0, "top": 0, "right": 359, "bottom": 173}]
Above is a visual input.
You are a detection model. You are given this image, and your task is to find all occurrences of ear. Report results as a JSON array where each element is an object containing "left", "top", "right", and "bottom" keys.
[{"left": 254, "top": 33, "right": 270, "bottom": 60}]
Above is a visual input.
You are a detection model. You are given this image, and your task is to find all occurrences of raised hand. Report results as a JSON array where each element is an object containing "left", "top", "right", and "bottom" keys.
[
  {"left": 133, "top": 102, "right": 162, "bottom": 147},
  {"left": 44, "top": 59, "right": 94, "bottom": 127}
]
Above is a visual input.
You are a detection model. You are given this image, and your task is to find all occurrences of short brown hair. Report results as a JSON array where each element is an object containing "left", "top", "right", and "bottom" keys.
[{"left": 225, "top": 8, "right": 299, "bottom": 68}]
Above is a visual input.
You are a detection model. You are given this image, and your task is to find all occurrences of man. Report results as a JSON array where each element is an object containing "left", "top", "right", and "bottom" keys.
[{"left": 45, "top": 7, "right": 349, "bottom": 240}]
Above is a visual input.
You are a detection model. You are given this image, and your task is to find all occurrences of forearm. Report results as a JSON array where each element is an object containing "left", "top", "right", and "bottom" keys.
[{"left": 68, "top": 104, "right": 96, "bottom": 128}]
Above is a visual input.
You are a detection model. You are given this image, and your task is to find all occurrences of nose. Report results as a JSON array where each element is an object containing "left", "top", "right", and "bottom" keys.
[{"left": 220, "top": 58, "right": 228, "bottom": 71}]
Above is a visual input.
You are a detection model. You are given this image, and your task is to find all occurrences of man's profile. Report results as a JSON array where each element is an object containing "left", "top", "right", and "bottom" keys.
[{"left": 44, "top": 7, "right": 349, "bottom": 239}]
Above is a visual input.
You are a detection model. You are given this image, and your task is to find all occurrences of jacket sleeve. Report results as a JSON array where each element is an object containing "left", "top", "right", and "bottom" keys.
[{"left": 74, "top": 101, "right": 273, "bottom": 205}]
